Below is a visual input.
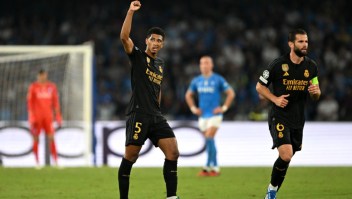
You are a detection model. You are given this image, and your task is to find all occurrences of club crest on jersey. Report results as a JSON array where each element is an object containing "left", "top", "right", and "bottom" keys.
[
  {"left": 304, "top": 69, "right": 309, "bottom": 78},
  {"left": 146, "top": 57, "right": 151, "bottom": 67},
  {"left": 159, "top": 66, "right": 163, "bottom": 73},
  {"left": 45, "top": 87, "right": 53, "bottom": 93},
  {"left": 282, "top": 64, "right": 289, "bottom": 76}
]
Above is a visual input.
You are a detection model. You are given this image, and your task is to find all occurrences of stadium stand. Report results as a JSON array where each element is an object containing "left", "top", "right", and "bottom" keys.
[{"left": 1, "top": 0, "right": 351, "bottom": 121}]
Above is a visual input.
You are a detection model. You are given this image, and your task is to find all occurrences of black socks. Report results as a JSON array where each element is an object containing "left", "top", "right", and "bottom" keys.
[
  {"left": 118, "top": 158, "right": 134, "bottom": 199},
  {"left": 163, "top": 159, "right": 178, "bottom": 197},
  {"left": 271, "top": 156, "right": 290, "bottom": 189},
  {"left": 118, "top": 158, "right": 178, "bottom": 198}
]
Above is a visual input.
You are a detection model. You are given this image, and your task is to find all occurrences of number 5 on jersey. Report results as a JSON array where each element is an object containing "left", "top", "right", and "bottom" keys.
[{"left": 133, "top": 122, "right": 142, "bottom": 140}]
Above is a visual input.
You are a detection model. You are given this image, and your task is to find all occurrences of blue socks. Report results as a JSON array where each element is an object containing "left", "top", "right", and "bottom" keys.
[{"left": 206, "top": 138, "right": 217, "bottom": 168}]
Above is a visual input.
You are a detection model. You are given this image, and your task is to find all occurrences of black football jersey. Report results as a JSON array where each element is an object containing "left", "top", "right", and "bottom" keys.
[
  {"left": 126, "top": 46, "right": 164, "bottom": 116},
  {"left": 258, "top": 53, "right": 318, "bottom": 128}
]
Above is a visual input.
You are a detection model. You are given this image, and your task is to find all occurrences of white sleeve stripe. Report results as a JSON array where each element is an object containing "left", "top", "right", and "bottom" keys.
[{"left": 259, "top": 76, "right": 268, "bottom": 84}]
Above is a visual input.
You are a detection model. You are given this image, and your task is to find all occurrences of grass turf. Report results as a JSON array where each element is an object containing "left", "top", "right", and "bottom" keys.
[{"left": 1, "top": 167, "right": 351, "bottom": 199}]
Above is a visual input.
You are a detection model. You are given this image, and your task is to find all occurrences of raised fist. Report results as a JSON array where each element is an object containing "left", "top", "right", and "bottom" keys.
[{"left": 130, "top": 1, "right": 141, "bottom": 11}]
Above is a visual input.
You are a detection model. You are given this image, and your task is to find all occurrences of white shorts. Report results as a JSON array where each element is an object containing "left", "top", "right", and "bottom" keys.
[{"left": 198, "top": 115, "right": 223, "bottom": 132}]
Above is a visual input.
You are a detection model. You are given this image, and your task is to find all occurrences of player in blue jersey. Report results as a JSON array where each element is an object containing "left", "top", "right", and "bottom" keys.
[{"left": 185, "top": 56, "right": 235, "bottom": 176}]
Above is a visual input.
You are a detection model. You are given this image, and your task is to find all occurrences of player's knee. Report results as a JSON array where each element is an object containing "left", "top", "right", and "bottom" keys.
[
  {"left": 280, "top": 154, "right": 292, "bottom": 162},
  {"left": 124, "top": 145, "right": 142, "bottom": 162},
  {"left": 173, "top": 149, "right": 180, "bottom": 160},
  {"left": 205, "top": 129, "right": 217, "bottom": 138},
  {"left": 166, "top": 149, "right": 179, "bottom": 161},
  {"left": 32, "top": 136, "right": 39, "bottom": 141},
  {"left": 124, "top": 154, "right": 139, "bottom": 163}
]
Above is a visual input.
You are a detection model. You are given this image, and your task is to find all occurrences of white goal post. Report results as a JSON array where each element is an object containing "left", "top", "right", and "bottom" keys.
[{"left": 0, "top": 44, "right": 94, "bottom": 166}]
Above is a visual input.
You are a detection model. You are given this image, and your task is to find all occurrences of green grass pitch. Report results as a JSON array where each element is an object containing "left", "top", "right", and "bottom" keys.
[{"left": 1, "top": 167, "right": 352, "bottom": 199}]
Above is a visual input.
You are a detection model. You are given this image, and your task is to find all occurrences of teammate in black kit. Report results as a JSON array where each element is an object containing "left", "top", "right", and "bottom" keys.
[
  {"left": 256, "top": 29, "right": 321, "bottom": 199},
  {"left": 119, "top": 1, "right": 179, "bottom": 199}
]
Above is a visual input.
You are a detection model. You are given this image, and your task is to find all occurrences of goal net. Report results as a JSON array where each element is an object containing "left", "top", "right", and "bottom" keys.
[{"left": 0, "top": 44, "right": 93, "bottom": 166}]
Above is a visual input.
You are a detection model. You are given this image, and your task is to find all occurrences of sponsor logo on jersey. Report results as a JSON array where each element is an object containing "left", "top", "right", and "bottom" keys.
[
  {"left": 159, "top": 66, "right": 163, "bottom": 73},
  {"left": 282, "top": 64, "right": 289, "bottom": 76},
  {"left": 304, "top": 69, "right": 309, "bottom": 78},
  {"left": 283, "top": 79, "right": 309, "bottom": 91},
  {"left": 146, "top": 68, "right": 162, "bottom": 85},
  {"left": 197, "top": 87, "right": 215, "bottom": 93}
]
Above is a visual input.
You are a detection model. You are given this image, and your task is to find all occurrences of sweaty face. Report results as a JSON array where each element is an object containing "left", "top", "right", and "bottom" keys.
[
  {"left": 199, "top": 57, "right": 213, "bottom": 76},
  {"left": 293, "top": 34, "right": 308, "bottom": 57},
  {"left": 145, "top": 34, "right": 164, "bottom": 55}
]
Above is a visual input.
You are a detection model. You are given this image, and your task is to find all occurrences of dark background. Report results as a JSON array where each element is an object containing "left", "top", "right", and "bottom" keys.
[{"left": 1, "top": 0, "right": 351, "bottom": 121}]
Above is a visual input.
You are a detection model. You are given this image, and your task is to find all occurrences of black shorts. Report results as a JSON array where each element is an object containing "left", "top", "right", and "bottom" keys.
[
  {"left": 125, "top": 112, "right": 175, "bottom": 147},
  {"left": 269, "top": 118, "right": 303, "bottom": 152}
]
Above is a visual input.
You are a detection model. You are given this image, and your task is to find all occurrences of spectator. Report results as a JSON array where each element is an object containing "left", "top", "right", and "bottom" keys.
[
  {"left": 316, "top": 94, "right": 339, "bottom": 121},
  {"left": 0, "top": 0, "right": 351, "bottom": 121}
]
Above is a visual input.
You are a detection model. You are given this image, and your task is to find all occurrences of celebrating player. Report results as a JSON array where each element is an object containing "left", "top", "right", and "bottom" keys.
[
  {"left": 119, "top": 1, "right": 180, "bottom": 199},
  {"left": 185, "top": 56, "right": 235, "bottom": 176},
  {"left": 256, "top": 29, "right": 321, "bottom": 199},
  {"left": 27, "top": 69, "right": 62, "bottom": 168}
]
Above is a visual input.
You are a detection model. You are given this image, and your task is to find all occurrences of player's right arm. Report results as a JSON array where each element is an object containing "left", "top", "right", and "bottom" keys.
[
  {"left": 27, "top": 84, "right": 36, "bottom": 124},
  {"left": 120, "top": 1, "right": 141, "bottom": 54},
  {"left": 185, "top": 79, "right": 202, "bottom": 116},
  {"left": 257, "top": 61, "right": 289, "bottom": 108},
  {"left": 256, "top": 82, "right": 289, "bottom": 108},
  {"left": 185, "top": 90, "right": 201, "bottom": 116}
]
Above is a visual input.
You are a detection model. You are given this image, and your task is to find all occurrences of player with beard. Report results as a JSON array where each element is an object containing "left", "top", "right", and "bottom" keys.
[{"left": 256, "top": 29, "right": 321, "bottom": 199}]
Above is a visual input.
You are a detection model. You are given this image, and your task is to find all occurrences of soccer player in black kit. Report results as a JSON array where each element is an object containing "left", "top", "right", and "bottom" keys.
[
  {"left": 119, "top": 1, "right": 179, "bottom": 199},
  {"left": 256, "top": 29, "right": 321, "bottom": 199}
]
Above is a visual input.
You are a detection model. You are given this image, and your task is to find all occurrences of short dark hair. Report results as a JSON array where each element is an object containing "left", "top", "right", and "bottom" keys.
[
  {"left": 288, "top": 28, "right": 307, "bottom": 42},
  {"left": 146, "top": 27, "right": 165, "bottom": 40},
  {"left": 38, "top": 69, "right": 46, "bottom": 74}
]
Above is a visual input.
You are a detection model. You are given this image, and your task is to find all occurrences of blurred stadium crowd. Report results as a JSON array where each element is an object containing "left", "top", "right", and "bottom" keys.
[{"left": 1, "top": 0, "right": 351, "bottom": 121}]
